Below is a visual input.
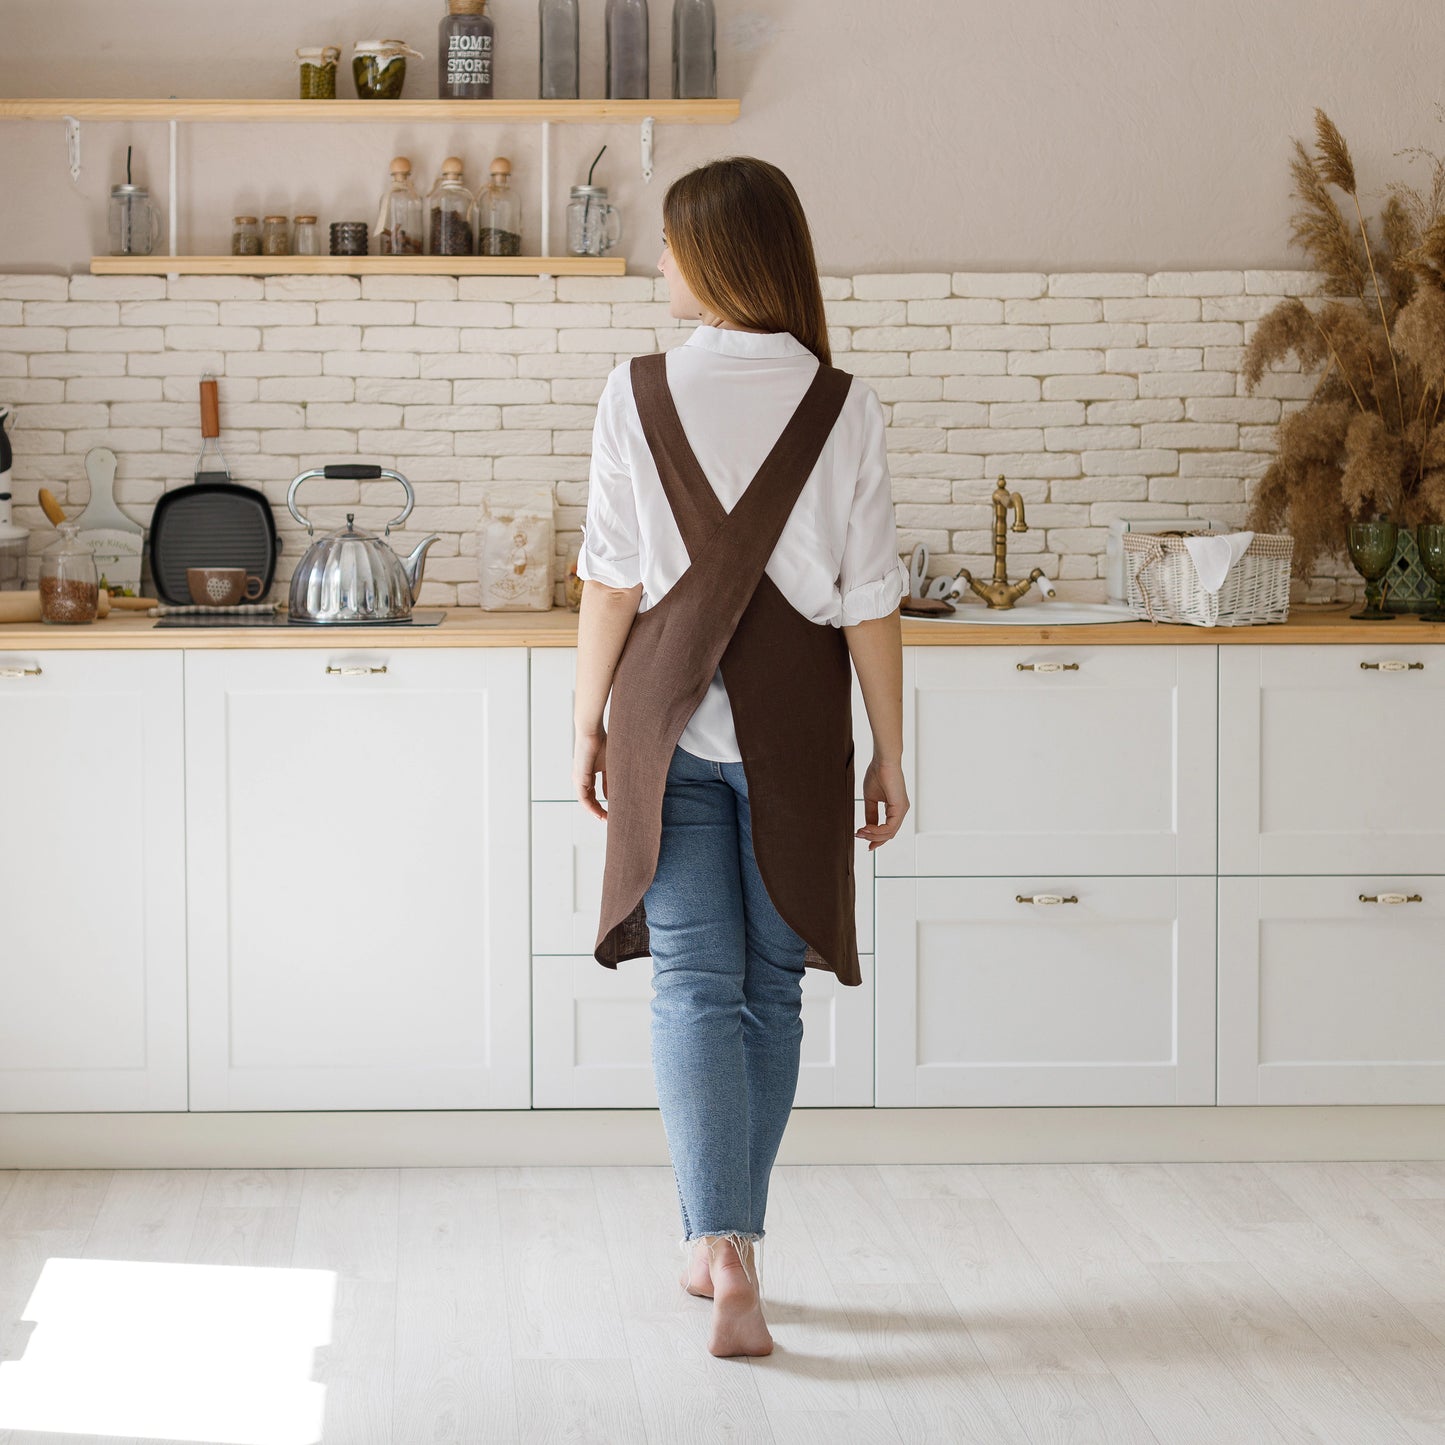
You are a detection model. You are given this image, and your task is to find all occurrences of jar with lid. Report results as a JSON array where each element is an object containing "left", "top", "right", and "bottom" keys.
[
  {"left": 539, "top": 0, "right": 579, "bottom": 100},
  {"left": 352, "top": 39, "right": 422, "bottom": 99},
  {"left": 605, "top": 0, "right": 649, "bottom": 99},
  {"left": 672, "top": 0, "right": 716, "bottom": 99},
  {"left": 375, "top": 157, "right": 424, "bottom": 255},
  {"left": 262, "top": 216, "right": 290, "bottom": 255},
  {"left": 293, "top": 215, "right": 321, "bottom": 256},
  {"left": 566, "top": 184, "right": 622, "bottom": 256},
  {"left": 473, "top": 158, "right": 522, "bottom": 256},
  {"left": 108, "top": 184, "right": 160, "bottom": 256},
  {"left": 39, "top": 522, "right": 99, "bottom": 624},
  {"left": 439, "top": 0, "right": 495, "bottom": 98},
  {"left": 231, "top": 216, "right": 260, "bottom": 255},
  {"left": 296, "top": 45, "right": 340, "bottom": 98},
  {"left": 427, "top": 158, "right": 475, "bottom": 255}
]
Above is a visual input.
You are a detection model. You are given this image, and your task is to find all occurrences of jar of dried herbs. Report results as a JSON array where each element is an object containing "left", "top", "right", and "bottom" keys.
[
  {"left": 296, "top": 46, "right": 340, "bottom": 99},
  {"left": 473, "top": 157, "right": 522, "bottom": 256},
  {"left": 231, "top": 216, "right": 260, "bottom": 255},
  {"left": 427, "top": 158, "right": 475, "bottom": 255},
  {"left": 375, "top": 156, "right": 424, "bottom": 255},
  {"left": 262, "top": 216, "right": 291, "bottom": 255},
  {"left": 352, "top": 39, "right": 422, "bottom": 99}
]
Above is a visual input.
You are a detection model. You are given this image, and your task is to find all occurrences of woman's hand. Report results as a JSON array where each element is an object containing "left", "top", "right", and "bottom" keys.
[
  {"left": 857, "top": 757, "right": 909, "bottom": 850},
  {"left": 574, "top": 727, "right": 609, "bottom": 821}
]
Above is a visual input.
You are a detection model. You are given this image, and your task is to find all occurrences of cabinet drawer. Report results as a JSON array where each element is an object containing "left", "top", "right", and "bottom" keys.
[
  {"left": 532, "top": 953, "right": 874, "bottom": 1108},
  {"left": 876, "top": 875, "right": 1217, "bottom": 1107},
  {"left": 880, "top": 645, "right": 1216, "bottom": 876},
  {"left": 1220, "top": 645, "right": 1445, "bottom": 874},
  {"left": 533, "top": 800, "right": 874, "bottom": 955},
  {"left": 1219, "top": 876, "right": 1445, "bottom": 1104}
]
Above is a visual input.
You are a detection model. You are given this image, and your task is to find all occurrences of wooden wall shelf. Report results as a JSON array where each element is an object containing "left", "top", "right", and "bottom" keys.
[
  {"left": 0, "top": 98, "right": 739, "bottom": 124},
  {"left": 91, "top": 255, "right": 627, "bottom": 277}
]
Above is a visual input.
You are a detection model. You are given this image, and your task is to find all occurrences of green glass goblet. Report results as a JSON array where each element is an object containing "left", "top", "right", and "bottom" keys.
[
  {"left": 1345, "top": 521, "right": 1398, "bottom": 620},
  {"left": 1416, "top": 523, "right": 1445, "bottom": 623}
]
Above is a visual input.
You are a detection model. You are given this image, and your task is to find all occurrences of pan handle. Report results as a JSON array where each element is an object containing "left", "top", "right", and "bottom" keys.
[{"left": 286, "top": 466, "right": 415, "bottom": 534}]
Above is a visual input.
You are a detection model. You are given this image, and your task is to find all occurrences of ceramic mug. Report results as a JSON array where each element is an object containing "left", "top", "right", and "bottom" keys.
[{"left": 188, "top": 567, "right": 265, "bottom": 606}]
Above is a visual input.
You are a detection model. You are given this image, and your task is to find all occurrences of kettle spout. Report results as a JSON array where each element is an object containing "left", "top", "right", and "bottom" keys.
[{"left": 402, "top": 533, "right": 441, "bottom": 600}]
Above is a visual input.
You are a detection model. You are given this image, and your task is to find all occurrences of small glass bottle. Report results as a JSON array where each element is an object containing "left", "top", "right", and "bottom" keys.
[
  {"left": 428, "top": 158, "right": 475, "bottom": 255},
  {"left": 375, "top": 156, "right": 424, "bottom": 256},
  {"left": 438, "top": 0, "right": 495, "bottom": 99},
  {"left": 231, "top": 215, "right": 260, "bottom": 256},
  {"left": 39, "top": 522, "right": 100, "bottom": 624},
  {"left": 539, "top": 0, "right": 579, "bottom": 100},
  {"left": 605, "top": 0, "right": 649, "bottom": 99},
  {"left": 672, "top": 0, "right": 715, "bottom": 99},
  {"left": 293, "top": 215, "right": 321, "bottom": 256},
  {"left": 262, "top": 215, "right": 291, "bottom": 255},
  {"left": 473, "top": 157, "right": 523, "bottom": 256}
]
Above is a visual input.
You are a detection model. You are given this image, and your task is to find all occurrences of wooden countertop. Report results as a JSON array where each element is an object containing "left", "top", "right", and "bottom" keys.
[{"left": 2, "top": 603, "right": 1443, "bottom": 649}]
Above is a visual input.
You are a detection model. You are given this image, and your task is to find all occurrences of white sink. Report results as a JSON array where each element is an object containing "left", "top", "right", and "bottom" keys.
[{"left": 912, "top": 601, "right": 1139, "bottom": 625}]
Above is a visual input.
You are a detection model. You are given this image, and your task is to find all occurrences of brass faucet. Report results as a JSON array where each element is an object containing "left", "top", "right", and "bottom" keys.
[{"left": 956, "top": 475, "right": 1047, "bottom": 609}]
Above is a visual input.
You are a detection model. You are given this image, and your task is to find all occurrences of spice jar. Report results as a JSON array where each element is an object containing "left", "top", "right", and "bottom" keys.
[
  {"left": 439, "top": 0, "right": 495, "bottom": 99},
  {"left": 427, "top": 158, "right": 475, "bottom": 255},
  {"left": 352, "top": 39, "right": 423, "bottom": 99},
  {"left": 262, "top": 216, "right": 291, "bottom": 255},
  {"left": 375, "top": 157, "right": 424, "bottom": 256},
  {"left": 474, "top": 157, "right": 523, "bottom": 256},
  {"left": 296, "top": 45, "right": 341, "bottom": 99},
  {"left": 293, "top": 215, "right": 321, "bottom": 256},
  {"left": 39, "top": 522, "right": 99, "bottom": 624},
  {"left": 231, "top": 216, "right": 261, "bottom": 255},
  {"left": 566, "top": 184, "right": 622, "bottom": 256}
]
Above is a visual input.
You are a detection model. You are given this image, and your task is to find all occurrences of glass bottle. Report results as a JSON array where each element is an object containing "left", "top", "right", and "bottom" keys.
[
  {"left": 262, "top": 215, "right": 291, "bottom": 255},
  {"left": 671, "top": 0, "right": 715, "bottom": 99},
  {"left": 539, "top": 0, "right": 579, "bottom": 100},
  {"left": 293, "top": 215, "right": 321, "bottom": 255},
  {"left": 375, "top": 156, "right": 424, "bottom": 256},
  {"left": 428, "top": 157, "right": 475, "bottom": 255},
  {"left": 605, "top": 0, "right": 649, "bottom": 99},
  {"left": 438, "top": 0, "right": 495, "bottom": 99},
  {"left": 473, "top": 158, "right": 523, "bottom": 256},
  {"left": 231, "top": 215, "right": 260, "bottom": 256},
  {"left": 39, "top": 522, "right": 99, "bottom": 624}
]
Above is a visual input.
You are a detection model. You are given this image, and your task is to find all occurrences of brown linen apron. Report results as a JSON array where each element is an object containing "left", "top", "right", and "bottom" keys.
[{"left": 592, "top": 348, "right": 862, "bottom": 988}]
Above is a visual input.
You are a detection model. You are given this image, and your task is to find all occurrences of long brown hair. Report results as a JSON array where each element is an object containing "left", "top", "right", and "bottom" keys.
[{"left": 663, "top": 156, "right": 831, "bottom": 366}]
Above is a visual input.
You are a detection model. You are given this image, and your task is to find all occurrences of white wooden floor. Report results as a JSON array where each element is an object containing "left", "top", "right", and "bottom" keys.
[{"left": 2, "top": 1160, "right": 1445, "bottom": 1444}]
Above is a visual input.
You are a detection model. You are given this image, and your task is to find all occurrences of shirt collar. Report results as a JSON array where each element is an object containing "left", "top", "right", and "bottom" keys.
[{"left": 683, "top": 323, "right": 813, "bottom": 359}]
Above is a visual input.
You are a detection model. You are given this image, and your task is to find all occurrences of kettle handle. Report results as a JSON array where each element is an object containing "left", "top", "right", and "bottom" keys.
[{"left": 287, "top": 466, "right": 415, "bottom": 535}]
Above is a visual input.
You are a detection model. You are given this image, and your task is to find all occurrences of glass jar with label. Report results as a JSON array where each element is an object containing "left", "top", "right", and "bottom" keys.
[
  {"left": 375, "top": 156, "right": 424, "bottom": 255},
  {"left": 293, "top": 215, "right": 321, "bottom": 255},
  {"left": 427, "top": 158, "right": 475, "bottom": 255},
  {"left": 262, "top": 216, "right": 291, "bottom": 255},
  {"left": 473, "top": 157, "right": 522, "bottom": 256},
  {"left": 231, "top": 216, "right": 261, "bottom": 255},
  {"left": 438, "top": 0, "right": 495, "bottom": 99}
]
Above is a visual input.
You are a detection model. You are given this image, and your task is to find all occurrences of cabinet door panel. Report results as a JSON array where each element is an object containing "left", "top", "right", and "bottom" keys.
[
  {"left": 876, "top": 876, "right": 1216, "bottom": 1106},
  {"left": 184, "top": 648, "right": 530, "bottom": 1110},
  {"left": 1219, "top": 876, "right": 1445, "bottom": 1104},
  {"left": 0, "top": 650, "right": 187, "bottom": 1111},
  {"left": 880, "top": 645, "right": 1216, "bottom": 876},
  {"left": 1220, "top": 645, "right": 1445, "bottom": 873}
]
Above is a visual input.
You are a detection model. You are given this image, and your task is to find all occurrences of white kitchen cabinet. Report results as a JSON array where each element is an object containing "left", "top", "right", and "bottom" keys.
[
  {"left": 875, "top": 875, "right": 1217, "bottom": 1106},
  {"left": 1218, "top": 875, "right": 1445, "bottom": 1104},
  {"left": 183, "top": 647, "right": 530, "bottom": 1110},
  {"left": 1220, "top": 644, "right": 1445, "bottom": 875},
  {"left": 0, "top": 650, "right": 187, "bottom": 1111},
  {"left": 880, "top": 645, "right": 1216, "bottom": 877}
]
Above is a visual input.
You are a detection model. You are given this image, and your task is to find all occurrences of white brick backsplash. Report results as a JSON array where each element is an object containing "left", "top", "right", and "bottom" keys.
[{"left": 0, "top": 267, "right": 1360, "bottom": 598}]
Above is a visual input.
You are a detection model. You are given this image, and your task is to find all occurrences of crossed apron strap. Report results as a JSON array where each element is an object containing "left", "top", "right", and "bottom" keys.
[{"left": 629, "top": 350, "right": 853, "bottom": 571}]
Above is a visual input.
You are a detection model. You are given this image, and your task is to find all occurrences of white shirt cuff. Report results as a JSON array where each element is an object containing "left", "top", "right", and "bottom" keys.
[
  {"left": 839, "top": 558, "right": 909, "bottom": 626},
  {"left": 576, "top": 546, "right": 641, "bottom": 589}
]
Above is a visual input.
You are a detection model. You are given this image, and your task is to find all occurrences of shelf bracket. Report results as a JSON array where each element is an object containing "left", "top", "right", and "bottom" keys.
[
  {"left": 640, "top": 116, "right": 654, "bottom": 183},
  {"left": 64, "top": 114, "right": 81, "bottom": 182}
]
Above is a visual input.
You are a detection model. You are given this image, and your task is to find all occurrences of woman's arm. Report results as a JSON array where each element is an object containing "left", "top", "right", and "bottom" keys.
[
  {"left": 844, "top": 606, "right": 909, "bottom": 849},
  {"left": 573, "top": 578, "right": 643, "bottom": 820}
]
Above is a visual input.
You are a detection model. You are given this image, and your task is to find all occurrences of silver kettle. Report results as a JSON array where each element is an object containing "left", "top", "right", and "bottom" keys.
[{"left": 286, "top": 464, "right": 440, "bottom": 623}]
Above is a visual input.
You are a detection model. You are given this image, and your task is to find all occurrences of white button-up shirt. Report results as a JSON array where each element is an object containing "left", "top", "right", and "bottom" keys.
[{"left": 577, "top": 323, "right": 908, "bottom": 763}]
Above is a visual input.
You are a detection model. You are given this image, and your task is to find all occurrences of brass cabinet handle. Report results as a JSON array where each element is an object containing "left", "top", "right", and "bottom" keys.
[
  {"left": 1359, "top": 892, "right": 1423, "bottom": 905},
  {"left": 325, "top": 664, "right": 389, "bottom": 676},
  {"left": 1016, "top": 893, "right": 1079, "bottom": 905},
  {"left": 1016, "top": 661, "right": 1079, "bottom": 673},
  {"left": 0, "top": 665, "right": 42, "bottom": 678},
  {"left": 1359, "top": 660, "right": 1423, "bottom": 671}
]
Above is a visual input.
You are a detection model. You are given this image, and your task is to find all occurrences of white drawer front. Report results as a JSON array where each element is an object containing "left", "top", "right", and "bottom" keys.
[
  {"left": 876, "top": 876, "right": 1217, "bottom": 1107},
  {"left": 1220, "top": 644, "right": 1445, "bottom": 874},
  {"left": 1219, "top": 875, "right": 1445, "bottom": 1104},
  {"left": 880, "top": 645, "right": 1216, "bottom": 877}
]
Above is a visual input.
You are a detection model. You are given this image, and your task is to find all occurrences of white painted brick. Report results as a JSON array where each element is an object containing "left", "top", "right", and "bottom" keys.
[
  {"left": 455, "top": 430, "right": 551, "bottom": 456},
  {"left": 66, "top": 427, "right": 159, "bottom": 452},
  {"left": 1046, "top": 528, "right": 1109, "bottom": 552},
  {"left": 364, "top": 326, "right": 457, "bottom": 353},
  {"left": 1103, "top": 297, "right": 1200, "bottom": 323},
  {"left": 854, "top": 272, "right": 951, "bottom": 300},
  {"left": 259, "top": 377, "right": 356, "bottom": 402},
  {"left": 1005, "top": 298, "right": 1103, "bottom": 323},
  {"left": 1180, "top": 451, "right": 1270, "bottom": 478},
  {"left": 268, "top": 326, "right": 363, "bottom": 353},
  {"left": 1140, "top": 422, "right": 1238, "bottom": 450},
  {"left": 988, "top": 402, "right": 1084, "bottom": 426},
  {"left": 989, "top": 453, "right": 1081, "bottom": 479},
  {"left": 355, "top": 378, "right": 450, "bottom": 404},
  {"left": 67, "top": 377, "right": 161, "bottom": 402},
  {"left": 122, "top": 301, "right": 221, "bottom": 325},
  {"left": 826, "top": 300, "right": 909, "bottom": 325},
  {"left": 403, "top": 405, "right": 502, "bottom": 430},
  {"left": 514, "top": 303, "right": 613, "bottom": 328},
  {"left": 1051, "top": 323, "right": 1146, "bottom": 348},
  {"left": 361, "top": 276, "right": 458, "bottom": 301},
  {"left": 29, "top": 353, "right": 125, "bottom": 377},
  {"left": 1050, "top": 476, "right": 1148, "bottom": 501},
  {"left": 217, "top": 302, "right": 316, "bottom": 327},
  {"left": 410, "top": 301, "right": 511, "bottom": 328},
  {"left": 0, "top": 301, "right": 20, "bottom": 326},
  {"left": 261, "top": 429, "right": 358, "bottom": 454},
  {"left": 870, "top": 377, "right": 944, "bottom": 402},
  {"left": 0, "top": 275, "right": 68, "bottom": 300},
  {"left": 853, "top": 326, "right": 949, "bottom": 351},
  {"left": 819, "top": 276, "right": 852, "bottom": 300},
  {"left": 462, "top": 328, "right": 558, "bottom": 354},
  {"left": 550, "top": 378, "right": 607, "bottom": 404},
  {"left": 1149, "top": 475, "right": 1243, "bottom": 503},
  {"left": 1137, "top": 371, "right": 1236, "bottom": 398},
  {"left": 1044, "top": 425, "right": 1138, "bottom": 450},
  {"left": 261, "top": 276, "right": 360, "bottom": 302},
  {"left": 944, "top": 376, "right": 1041, "bottom": 402},
  {"left": 1201, "top": 296, "right": 1280, "bottom": 321},
  {"left": 1105, "top": 348, "right": 1201, "bottom": 373},
  {"left": 228, "top": 352, "right": 323, "bottom": 376},
  {"left": 13, "top": 403, "right": 110, "bottom": 430},
  {"left": 128, "top": 351, "right": 224, "bottom": 374},
  {"left": 167, "top": 326, "right": 260, "bottom": 351},
  {"left": 1147, "top": 271, "right": 1244, "bottom": 296},
  {"left": 904, "top": 299, "right": 1002, "bottom": 325},
  {"left": 1008, "top": 350, "right": 1104, "bottom": 375},
  {"left": 560, "top": 328, "right": 651, "bottom": 352},
  {"left": 881, "top": 427, "right": 947, "bottom": 452},
  {"left": 1203, "top": 347, "right": 1246, "bottom": 371},
  {"left": 1086, "top": 399, "right": 1182, "bottom": 424},
  {"left": 1244, "top": 270, "right": 1321, "bottom": 295},
  {"left": 68, "top": 275, "right": 167, "bottom": 300},
  {"left": 105, "top": 402, "right": 193, "bottom": 427},
  {"left": 1047, "top": 272, "right": 1147, "bottom": 297},
  {"left": 557, "top": 276, "right": 653, "bottom": 302},
  {"left": 501, "top": 404, "right": 597, "bottom": 429},
  {"left": 909, "top": 351, "right": 1006, "bottom": 376},
  {"left": 951, "top": 324, "right": 1047, "bottom": 350},
  {"left": 952, "top": 272, "right": 1046, "bottom": 299},
  {"left": 1090, "top": 501, "right": 1188, "bottom": 524},
  {"left": 889, "top": 401, "right": 989, "bottom": 427},
  {"left": 1184, "top": 397, "right": 1279, "bottom": 423},
  {"left": 168, "top": 276, "right": 265, "bottom": 300},
  {"left": 305, "top": 403, "right": 401, "bottom": 428},
  {"left": 69, "top": 327, "right": 163, "bottom": 352},
  {"left": 1147, "top": 322, "right": 1244, "bottom": 346},
  {"left": 1042, "top": 375, "right": 1136, "bottom": 399},
  {"left": 1082, "top": 449, "right": 1178, "bottom": 475},
  {"left": 611, "top": 302, "right": 684, "bottom": 327},
  {"left": 422, "top": 354, "right": 518, "bottom": 378},
  {"left": 946, "top": 428, "right": 1042, "bottom": 453},
  {"left": 24, "top": 301, "right": 120, "bottom": 327}
]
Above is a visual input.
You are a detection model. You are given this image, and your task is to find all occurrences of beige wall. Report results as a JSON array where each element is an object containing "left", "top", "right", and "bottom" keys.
[{"left": 2, "top": 0, "right": 1441, "bottom": 275}]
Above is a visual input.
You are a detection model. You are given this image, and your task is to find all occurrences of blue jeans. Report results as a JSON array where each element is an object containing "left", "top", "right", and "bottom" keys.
[{"left": 643, "top": 743, "right": 808, "bottom": 1293}]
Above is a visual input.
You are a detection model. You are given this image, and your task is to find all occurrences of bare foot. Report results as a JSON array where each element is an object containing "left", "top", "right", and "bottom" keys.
[
  {"left": 679, "top": 1238, "right": 713, "bottom": 1297},
  {"left": 704, "top": 1237, "right": 773, "bottom": 1358}
]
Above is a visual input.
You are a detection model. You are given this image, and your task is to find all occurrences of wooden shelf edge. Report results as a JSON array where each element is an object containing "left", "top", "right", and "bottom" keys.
[
  {"left": 1, "top": 98, "right": 739, "bottom": 124},
  {"left": 90, "top": 255, "right": 628, "bottom": 277}
]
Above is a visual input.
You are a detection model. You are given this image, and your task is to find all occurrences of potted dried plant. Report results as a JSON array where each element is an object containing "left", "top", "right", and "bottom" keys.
[{"left": 1243, "top": 107, "right": 1445, "bottom": 611}]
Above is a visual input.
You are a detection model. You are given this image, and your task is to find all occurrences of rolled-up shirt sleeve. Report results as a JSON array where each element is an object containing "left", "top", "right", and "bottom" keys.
[
  {"left": 576, "top": 370, "right": 642, "bottom": 588},
  {"left": 838, "top": 384, "right": 909, "bottom": 625}
]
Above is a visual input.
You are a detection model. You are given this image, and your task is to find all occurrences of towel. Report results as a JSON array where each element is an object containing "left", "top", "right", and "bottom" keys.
[{"left": 1182, "top": 531, "right": 1254, "bottom": 593}]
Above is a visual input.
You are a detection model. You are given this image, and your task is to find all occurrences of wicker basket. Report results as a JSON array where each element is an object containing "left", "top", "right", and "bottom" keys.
[{"left": 1123, "top": 531, "right": 1294, "bottom": 627}]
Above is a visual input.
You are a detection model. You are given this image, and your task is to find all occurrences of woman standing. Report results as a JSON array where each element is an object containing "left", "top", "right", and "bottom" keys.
[{"left": 572, "top": 156, "right": 910, "bottom": 1359}]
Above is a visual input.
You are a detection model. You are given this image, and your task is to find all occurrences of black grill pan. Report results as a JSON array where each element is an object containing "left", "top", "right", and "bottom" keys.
[{"left": 147, "top": 480, "right": 281, "bottom": 606}]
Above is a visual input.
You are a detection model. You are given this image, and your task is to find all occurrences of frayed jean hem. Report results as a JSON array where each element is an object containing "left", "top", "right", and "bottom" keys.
[{"left": 678, "top": 1230, "right": 766, "bottom": 1298}]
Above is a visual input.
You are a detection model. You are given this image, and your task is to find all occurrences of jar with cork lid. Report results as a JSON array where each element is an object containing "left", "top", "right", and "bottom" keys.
[
  {"left": 473, "top": 157, "right": 522, "bottom": 256},
  {"left": 427, "top": 157, "right": 475, "bottom": 255},
  {"left": 439, "top": 0, "right": 495, "bottom": 99},
  {"left": 375, "top": 156, "right": 424, "bottom": 255}
]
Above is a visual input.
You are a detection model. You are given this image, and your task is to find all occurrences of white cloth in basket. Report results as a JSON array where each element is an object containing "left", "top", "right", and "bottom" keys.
[{"left": 1182, "top": 531, "right": 1254, "bottom": 593}]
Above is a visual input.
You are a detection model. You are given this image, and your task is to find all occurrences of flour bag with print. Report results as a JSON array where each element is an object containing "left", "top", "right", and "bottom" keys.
[{"left": 478, "top": 483, "right": 555, "bottom": 610}]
